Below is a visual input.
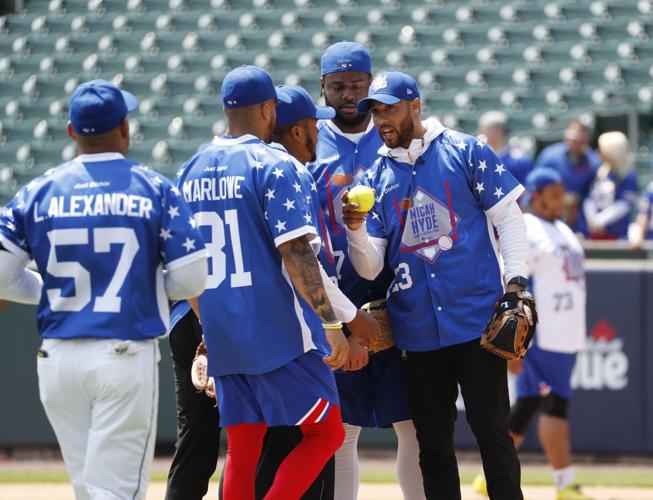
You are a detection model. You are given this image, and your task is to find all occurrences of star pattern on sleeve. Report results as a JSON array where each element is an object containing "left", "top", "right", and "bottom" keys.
[
  {"left": 455, "top": 140, "right": 467, "bottom": 151},
  {"left": 272, "top": 167, "right": 284, "bottom": 179},
  {"left": 182, "top": 237, "right": 196, "bottom": 252},
  {"left": 371, "top": 211, "right": 381, "bottom": 221},
  {"left": 168, "top": 206, "right": 180, "bottom": 219},
  {"left": 475, "top": 182, "right": 485, "bottom": 194},
  {"left": 283, "top": 199, "right": 296, "bottom": 211},
  {"left": 150, "top": 175, "right": 163, "bottom": 186},
  {"left": 170, "top": 186, "right": 181, "bottom": 196},
  {"left": 476, "top": 138, "right": 487, "bottom": 148},
  {"left": 254, "top": 161, "right": 264, "bottom": 170},
  {"left": 292, "top": 181, "right": 302, "bottom": 193},
  {"left": 275, "top": 220, "right": 287, "bottom": 233},
  {"left": 478, "top": 160, "right": 488, "bottom": 172},
  {"left": 159, "top": 228, "right": 172, "bottom": 240},
  {"left": 494, "top": 163, "right": 506, "bottom": 175},
  {"left": 265, "top": 189, "right": 276, "bottom": 201},
  {"left": 310, "top": 181, "right": 317, "bottom": 192},
  {"left": 188, "top": 216, "right": 197, "bottom": 229},
  {"left": 175, "top": 165, "right": 186, "bottom": 178},
  {"left": 494, "top": 187, "right": 504, "bottom": 199},
  {"left": 303, "top": 212, "right": 312, "bottom": 223}
]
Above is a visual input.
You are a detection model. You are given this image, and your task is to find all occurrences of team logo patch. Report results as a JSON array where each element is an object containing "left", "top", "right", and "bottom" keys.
[
  {"left": 399, "top": 188, "right": 460, "bottom": 263},
  {"left": 370, "top": 74, "right": 388, "bottom": 92}
]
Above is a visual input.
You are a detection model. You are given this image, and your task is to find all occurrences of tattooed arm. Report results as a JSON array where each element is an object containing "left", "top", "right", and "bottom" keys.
[{"left": 278, "top": 235, "right": 349, "bottom": 370}]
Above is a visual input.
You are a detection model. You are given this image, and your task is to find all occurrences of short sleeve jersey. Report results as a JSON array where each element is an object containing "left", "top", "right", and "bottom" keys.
[
  {"left": 177, "top": 135, "right": 324, "bottom": 377},
  {"left": 525, "top": 213, "right": 586, "bottom": 353},
  {"left": 363, "top": 129, "right": 524, "bottom": 351},
  {"left": 0, "top": 153, "right": 207, "bottom": 340}
]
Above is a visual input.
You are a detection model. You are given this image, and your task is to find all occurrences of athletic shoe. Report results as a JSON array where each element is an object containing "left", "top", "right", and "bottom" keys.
[
  {"left": 472, "top": 474, "right": 488, "bottom": 496},
  {"left": 556, "top": 484, "right": 591, "bottom": 499}
]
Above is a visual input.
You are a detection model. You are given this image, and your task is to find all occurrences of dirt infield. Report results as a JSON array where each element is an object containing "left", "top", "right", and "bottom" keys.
[
  {"left": 1, "top": 454, "right": 652, "bottom": 499},
  {"left": 1, "top": 482, "right": 653, "bottom": 500}
]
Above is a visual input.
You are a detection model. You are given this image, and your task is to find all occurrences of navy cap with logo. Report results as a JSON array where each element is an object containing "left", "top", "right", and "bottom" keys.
[
  {"left": 221, "top": 65, "right": 291, "bottom": 109},
  {"left": 525, "top": 167, "right": 563, "bottom": 193},
  {"left": 275, "top": 85, "right": 335, "bottom": 127},
  {"left": 69, "top": 79, "right": 139, "bottom": 136},
  {"left": 356, "top": 71, "right": 420, "bottom": 113},
  {"left": 320, "top": 41, "right": 372, "bottom": 76}
]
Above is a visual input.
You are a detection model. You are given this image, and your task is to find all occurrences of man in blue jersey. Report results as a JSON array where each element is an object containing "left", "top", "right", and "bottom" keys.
[
  {"left": 310, "top": 42, "right": 425, "bottom": 500},
  {"left": 250, "top": 84, "right": 380, "bottom": 500},
  {"left": 534, "top": 120, "right": 601, "bottom": 234},
  {"left": 343, "top": 71, "right": 529, "bottom": 499},
  {"left": 477, "top": 111, "right": 533, "bottom": 186},
  {"left": 177, "top": 66, "right": 348, "bottom": 500},
  {"left": 0, "top": 80, "right": 208, "bottom": 500}
]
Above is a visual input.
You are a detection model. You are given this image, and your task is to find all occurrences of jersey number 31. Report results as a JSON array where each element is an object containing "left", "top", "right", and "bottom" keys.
[{"left": 195, "top": 210, "right": 252, "bottom": 289}]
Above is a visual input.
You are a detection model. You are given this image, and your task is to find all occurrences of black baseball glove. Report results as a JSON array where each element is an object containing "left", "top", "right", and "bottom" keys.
[{"left": 480, "top": 290, "right": 538, "bottom": 360}]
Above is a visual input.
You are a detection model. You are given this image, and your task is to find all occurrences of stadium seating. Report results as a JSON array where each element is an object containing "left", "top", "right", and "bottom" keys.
[{"left": 0, "top": 0, "right": 652, "bottom": 201}]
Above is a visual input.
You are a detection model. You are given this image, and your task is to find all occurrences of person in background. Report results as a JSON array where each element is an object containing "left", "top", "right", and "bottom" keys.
[
  {"left": 535, "top": 120, "right": 602, "bottom": 235},
  {"left": 583, "top": 131, "right": 638, "bottom": 240},
  {"left": 477, "top": 111, "right": 533, "bottom": 185},
  {"left": 629, "top": 179, "right": 653, "bottom": 248}
]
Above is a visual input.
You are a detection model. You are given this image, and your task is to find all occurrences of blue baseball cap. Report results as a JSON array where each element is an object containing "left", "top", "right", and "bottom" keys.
[
  {"left": 221, "top": 65, "right": 291, "bottom": 109},
  {"left": 525, "top": 167, "right": 563, "bottom": 193},
  {"left": 321, "top": 41, "right": 372, "bottom": 76},
  {"left": 69, "top": 79, "right": 138, "bottom": 136},
  {"left": 275, "top": 85, "right": 335, "bottom": 127},
  {"left": 356, "top": 71, "right": 420, "bottom": 113}
]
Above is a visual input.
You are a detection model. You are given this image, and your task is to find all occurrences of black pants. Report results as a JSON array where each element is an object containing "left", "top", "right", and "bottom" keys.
[
  {"left": 403, "top": 339, "right": 523, "bottom": 500},
  {"left": 165, "top": 311, "right": 221, "bottom": 500}
]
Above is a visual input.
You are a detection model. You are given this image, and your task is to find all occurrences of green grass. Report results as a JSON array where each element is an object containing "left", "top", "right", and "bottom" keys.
[{"left": 1, "top": 468, "right": 652, "bottom": 488}]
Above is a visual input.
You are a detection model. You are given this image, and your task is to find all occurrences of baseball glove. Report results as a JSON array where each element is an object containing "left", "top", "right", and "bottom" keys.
[
  {"left": 191, "top": 338, "right": 215, "bottom": 398},
  {"left": 480, "top": 290, "right": 538, "bottom": 360},
  {"left": 361, "top": 299, "right": 395, "bottom": 353}
]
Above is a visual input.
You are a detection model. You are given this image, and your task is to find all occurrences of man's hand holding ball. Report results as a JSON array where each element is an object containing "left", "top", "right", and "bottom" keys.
[{"left": 341, "top": 186, "right": 375, "bottom": 230}]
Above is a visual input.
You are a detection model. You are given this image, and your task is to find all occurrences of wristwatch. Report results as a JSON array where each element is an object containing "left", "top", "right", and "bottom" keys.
[{"left": 508, "top": 276, "right": 528, "bottom": 289}]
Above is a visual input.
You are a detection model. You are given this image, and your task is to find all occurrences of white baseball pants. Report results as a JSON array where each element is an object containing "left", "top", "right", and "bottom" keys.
[{"left": 37, "top": 338, "right": 160, "bottom": 500}]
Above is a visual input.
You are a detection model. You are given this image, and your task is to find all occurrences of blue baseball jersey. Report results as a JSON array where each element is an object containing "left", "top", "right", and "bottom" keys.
[
  {"left": 638, "top": 180, "right": 653, "bottom": 239},
  {"left": 310, "top": 120, "right": 394, "bottom": 307},
  {"left": 0, "top": 153, "right": 206, "bottom": 340},
  {"left": 497, "top": 146, "right": 533, "bottom": 186},
  {"left": 363, "top": 129, "right": 524, "bottom": 351},
  {"left": 534, "top": 142, "right": 601, "bottom": 234},
  {"left": 169, "top": 300, "right": 192, "bottom": 332},
  {"left": 587, "top": 169, "right": 638, "bottom": 239},
  {"left": 177, "top": 135, "right": 326, "bottom": 377}
]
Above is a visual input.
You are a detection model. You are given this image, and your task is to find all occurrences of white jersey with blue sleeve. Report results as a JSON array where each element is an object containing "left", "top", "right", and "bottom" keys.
[
  {"left": 525, "top": 213, "right": 586, "bottom": 353},
  {"left": 0, "top": 153, "right": 207, "bottom": 340},
  {"left": 362, "top": 128, "right": 524, "bottom": 351},
  {"left": 177, "top": 135, "right": 325, "bottom": 377}
]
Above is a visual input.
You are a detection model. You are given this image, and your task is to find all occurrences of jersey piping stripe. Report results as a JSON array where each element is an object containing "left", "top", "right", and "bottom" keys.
[
  {"left": 314, "top": 401, "right": 330, "bottom": 423},
  {"left": 296, "top": 398, "right": 329, "bottom": 425},
  {"left": 132, "top": 341, "right": 157, "bottom": 500},
  {"left": 296, "top": 398, "right": 323, "bottom": 425},
  {"left": 444, "top": 180, "right": 460, "bottom": 240},
  {"left": 280, "top": 262, "right": 315, "bottom": 353}
]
